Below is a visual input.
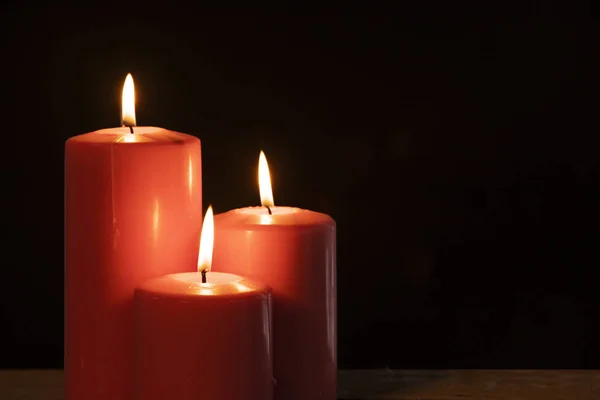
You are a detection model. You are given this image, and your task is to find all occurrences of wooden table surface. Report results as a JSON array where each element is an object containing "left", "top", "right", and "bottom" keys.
[{"left": 1, "top": 369, "right": 599, "bottom": 399}]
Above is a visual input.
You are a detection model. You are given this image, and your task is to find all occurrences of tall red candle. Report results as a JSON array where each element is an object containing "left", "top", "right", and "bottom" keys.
[
  {"left": 64, "top": 74, "right": 202, "bottom": 400},
  {"left": 213, "top": 152, "right": 336, "bottom": 400},
  {"left": 135, "top": 207, "right": 274, "bottom": 400}
]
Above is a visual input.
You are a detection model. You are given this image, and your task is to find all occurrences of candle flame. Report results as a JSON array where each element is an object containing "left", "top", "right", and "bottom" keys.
[
  {"left": 121, "top": 73, "right": 136, "bottom": 127},
  {"left": 197, "top": 206, "right": 214, "bottom": 273},
  {"left": 258, "top": 151, "right": 274, "bottom": 207}
]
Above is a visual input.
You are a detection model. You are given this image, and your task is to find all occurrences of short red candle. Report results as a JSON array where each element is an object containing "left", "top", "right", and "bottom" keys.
[
  {"left": 212, "top": 152, "right": 337, "bottom": 400},
  {"left": 135, "top": 272, "right": 273, "bottom": 400},
  {"left": 64, "top": 74, "right": 202, "bottom": 400},
  {"left": 135, "top": 206, "right": 274, "bottom": 400}
]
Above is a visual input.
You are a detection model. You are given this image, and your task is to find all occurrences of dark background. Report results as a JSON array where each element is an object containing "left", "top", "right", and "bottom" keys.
[{"left": 1, "top": 5, "right": 599, "bottom": 368}]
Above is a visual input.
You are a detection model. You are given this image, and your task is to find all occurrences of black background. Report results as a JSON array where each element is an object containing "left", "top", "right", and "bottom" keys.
[{"left": 1, "top": 5, "right": 599, "bottom": 368}]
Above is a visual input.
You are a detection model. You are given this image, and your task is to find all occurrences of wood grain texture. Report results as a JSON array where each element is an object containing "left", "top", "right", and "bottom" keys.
[{"left": 1, "top": 369, "right": 599, "bottom": 399}]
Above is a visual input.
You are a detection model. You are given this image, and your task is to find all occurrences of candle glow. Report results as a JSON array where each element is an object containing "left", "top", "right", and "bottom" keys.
[
  {"left": 258, "top": 151, "right": 274, "bottom": 207},
  {"left": 197, "top": 206, "right": 214, "bottom": 273},
  {"left": 121, "top": 73, "right": 136, "bottom": 127}
]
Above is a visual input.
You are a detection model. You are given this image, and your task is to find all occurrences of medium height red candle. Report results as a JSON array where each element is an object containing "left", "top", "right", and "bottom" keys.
[
  {"left": 135, "top": 207, "right": 274, "bottom": 400},
  {"left": 65, "top": 74, "right": 203, "bottom": 400},
  {"left": 213, "top": 151, "right": 337, "bottom": 400}
]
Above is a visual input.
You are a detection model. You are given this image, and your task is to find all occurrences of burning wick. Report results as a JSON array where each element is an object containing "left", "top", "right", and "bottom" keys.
[
  {"left": 121, "top": 121, "right": 134, "bottom": 134},
  {"left": 266, "top": 206, "right": 272, "bottom": 215},
  {"left": 201, "top": 269, "right": 207, "bottom": 284},
  {"left": 121, "top": 74, "right": 136, "bottom": 134}
]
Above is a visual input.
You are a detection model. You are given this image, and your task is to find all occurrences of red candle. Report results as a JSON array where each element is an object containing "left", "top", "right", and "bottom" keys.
[
  {"left": 135, "top": 207, "right": 274, "bottom": 400},
  {"left": 213, "top": 152, "right": 336, "bottom": 400},
  {"left": 65, "top": 74, "right": 203, "bottom": 400}
]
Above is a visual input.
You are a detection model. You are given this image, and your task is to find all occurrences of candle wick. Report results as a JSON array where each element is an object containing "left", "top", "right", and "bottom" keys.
[
  {"left": 266, "top": 206, "right": 272, "bottom": 215},
  {"left": 128, "top": 125, "right": 134, "bottom": 134},
  {"left": 201, "top": 269, "right": 207, "bottom": 284}
]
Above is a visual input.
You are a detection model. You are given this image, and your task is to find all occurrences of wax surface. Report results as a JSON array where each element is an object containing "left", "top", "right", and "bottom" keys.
[
  {"left": 65, "top": 127, "right": 202, "bottom": 400},
  {"left": 213, "top": 206, "right": 337, "bottom": 400},
  {"left": 135, "top": 272, "right": 273, "bottom": 400}
]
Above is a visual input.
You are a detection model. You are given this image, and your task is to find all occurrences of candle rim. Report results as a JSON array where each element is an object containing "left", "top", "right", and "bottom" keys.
[
  {"left": 215, "top": 206, "right": 336, "bottom": 228},
  {"left": 136, "top": 271, "right": 271, "bottom": 299},
  {"left": 67, "top": 127, "right": 200, "bottom": 146}
]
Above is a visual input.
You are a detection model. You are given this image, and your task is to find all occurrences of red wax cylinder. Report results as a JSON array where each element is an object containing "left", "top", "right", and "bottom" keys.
[
  {"left": 135, "top": 271, "right": 273, "bottom": 400},
  {"left": 213, "top": 206, "right": 336, "bottom": 400},
  {"left": 65, "top": 127, "right": 202, "bottom": 400}
]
